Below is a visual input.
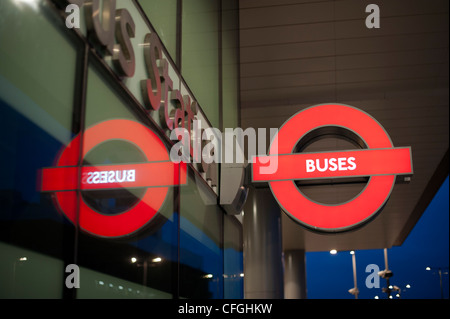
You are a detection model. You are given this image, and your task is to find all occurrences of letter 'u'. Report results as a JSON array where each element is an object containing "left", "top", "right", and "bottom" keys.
[{"left": 316, "top": 159, "right": 328, "bottom": 172}]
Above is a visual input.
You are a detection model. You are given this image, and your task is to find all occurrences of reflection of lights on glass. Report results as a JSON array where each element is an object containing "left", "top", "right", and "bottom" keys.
[
  {"left": 19, "top": 257, "right": 27, "bottom": 261},
  {"left": 203, "top": 274, "right": 213, "bottom": 279},
  {"left": 13, "top": 0, "right": 39, "bottom": 11},
  {"left": 240, "top": 273, "right": 244, "bottom": 277},
  {"left": 131, "top": 257, "right": 137, "bottom": 263},
  {"left": 152, "top": 257, "right": 162, "bottom": 263},
  {"left": 99, "top": 281, "right": 104, "bottom": 285},
  {"left": 330, "top": 249, "right": 337, "bottom": 255}
]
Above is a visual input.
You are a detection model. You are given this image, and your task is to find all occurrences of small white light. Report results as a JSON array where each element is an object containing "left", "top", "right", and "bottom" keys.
[
  {"left": 152, "top": 257, "right": 162, "bottom": 263},
  {"left": 19, "top": 257, "right": 27, "bottom": 261},
  {"left": 330, "top": 249, "right": 337, "bottom": 255},
  {"left": 406, "top": 284, "right": 411, "bottom": 288},
  {"left": 426, "top": 266, "right": 431, "bottom": 271},
  {"left": 389, "top": 295, "right": 393, "bottom": 299},
  {"left": 350, "top": 251, "right": 355, "bottom": 255},
  {"left": 396, "top": 293, "right": 400, "bottom": 298},
  {"left": 374, "top": 296, "right": 379, "bottom": 299},
  {"left": 131, "top": 257, "right": 137, "bottom": 263},
  {"left": 240, "top": 273, "right": 244, "bottom": 277},
  {"left": 203, "top": 274, "right": 213, "bottom": 279}
]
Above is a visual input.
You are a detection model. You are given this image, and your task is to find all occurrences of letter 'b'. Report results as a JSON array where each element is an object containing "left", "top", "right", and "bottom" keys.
[{"left": 306, "top": 159, "right": 315, "bottom": 172}]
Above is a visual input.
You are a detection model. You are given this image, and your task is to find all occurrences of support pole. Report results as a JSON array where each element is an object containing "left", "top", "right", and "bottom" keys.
[
  {"left": 243, "top": 187, "right": 284, "bottom": 299},
  {"left": 284, "top": 249, "right": 307, "bottom": 299}
]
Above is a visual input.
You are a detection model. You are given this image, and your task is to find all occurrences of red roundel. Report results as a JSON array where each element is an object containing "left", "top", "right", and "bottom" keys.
[
  {"left": 41, "top": 119, "right": 186, "bottom": 238},
  {"left": 252, "top": 104, "right": 413, "bottom": 232}
]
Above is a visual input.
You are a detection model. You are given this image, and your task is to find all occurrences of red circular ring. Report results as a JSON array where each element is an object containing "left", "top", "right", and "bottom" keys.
[
  {"left": 54, "top": 119, "right": 169, "bottom": 238},
  {"left": 269, "top": 104, "right": 396, "bottom": 232}
]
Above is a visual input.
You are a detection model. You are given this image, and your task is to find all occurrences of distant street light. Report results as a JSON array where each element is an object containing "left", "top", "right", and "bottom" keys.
[
  {"left": 348, "top": 251, "right": 359, "bottom": 299},
  {"left": 379, "top": 248, "right": 393, "bottom": 299},
  {"left": 130, "top": 256, "right": 164, "bottom": 290},
  {"left": 426, "top": 266, "right": 449, "bottom": 299}
]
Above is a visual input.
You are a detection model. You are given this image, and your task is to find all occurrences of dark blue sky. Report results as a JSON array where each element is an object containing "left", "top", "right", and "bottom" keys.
[{"left": 306, "top": 176, "right": 449, "bottom": 299}]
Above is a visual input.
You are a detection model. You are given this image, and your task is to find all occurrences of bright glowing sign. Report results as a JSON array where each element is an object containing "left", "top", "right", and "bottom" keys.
[
  {"left": 40, "top": 119, "right": 187, "bottom": 238},
  {"left": 253, "top": 148, "right": 412, "bottom": 181},
  {"left": 252, "top": 104, "right": 413, "bottom": 233}
]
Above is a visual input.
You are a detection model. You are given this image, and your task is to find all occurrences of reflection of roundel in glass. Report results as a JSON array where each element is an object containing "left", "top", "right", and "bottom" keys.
[
  {"left": 252, "top": 104, "right": 413, "bottom": 233},
  {"left": 40, "top": 119, "right": 187, "bottom": 238}
]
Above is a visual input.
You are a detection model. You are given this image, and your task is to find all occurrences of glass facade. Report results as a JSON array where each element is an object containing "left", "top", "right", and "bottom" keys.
[
  {"left": 0, "top": 0, "right": 79, "bottom": 298},
  {"left": 138, "top": 0, "right": 178, "bottom": 60},
  {"left": 0, "top": 0, "right": 242, "bottom": 299},
  {"left": 182, "top": 0, "right": 220, "bottom": 128}
]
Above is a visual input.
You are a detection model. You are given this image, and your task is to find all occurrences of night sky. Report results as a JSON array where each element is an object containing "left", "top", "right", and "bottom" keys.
[{"left": 306, "top": 176, "right": 449, "bottom": 299}]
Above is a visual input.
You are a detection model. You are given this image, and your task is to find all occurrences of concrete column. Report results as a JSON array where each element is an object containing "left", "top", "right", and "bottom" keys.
[
  {"left": 284, "top": 249, "right": 307, "bottom": 299},
  {"left": 243, "top": 187, "right": 284, "bottom": 299}
]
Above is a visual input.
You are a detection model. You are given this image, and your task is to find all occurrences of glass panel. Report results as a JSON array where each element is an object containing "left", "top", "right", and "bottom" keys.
[
  {"left": 0, "top": 0, "right": 79, "bottom": 298},
  {"left": 180, "top": 172, "right": 223, "bottom": 298},
  {"left": 0, "top": 0, "right": 77, "bottom": 298},
  {"left": 138, "top": 0, "right": 178, "bottom": 60},
  {"left": 223, "top": 215, "right": 243, "bottom": 298},
  {"left": 75, "top": 62, "right": 177, "bottom": 298},
  {"left": 0, "top": 242, "right": 64, "bottom": 298},
  {"left": 0, "top": 1, "right": 76, "bottom": 135},
  {"left": 222, "top": 0, "right": 240, "bottom": 129},
  {"left": 182, "top": 0, "right": 220, "bottom": 128}
]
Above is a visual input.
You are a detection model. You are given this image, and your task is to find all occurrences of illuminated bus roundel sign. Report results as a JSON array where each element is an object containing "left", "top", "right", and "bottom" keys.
[
  {"left": 252, "top": 104, "right": 413, "bottom": 233},
  {"left": 40, "top": 119, "right": 187, "bottom": 238}
]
